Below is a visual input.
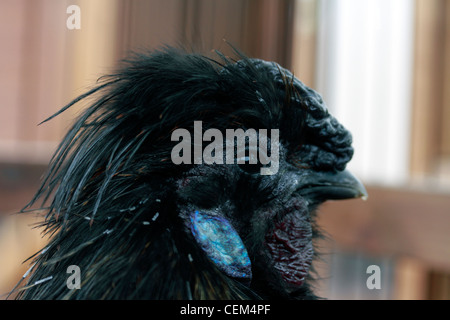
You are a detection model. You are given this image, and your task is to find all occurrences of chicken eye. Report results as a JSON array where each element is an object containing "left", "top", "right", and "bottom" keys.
[
  {"left": 189, "top": 210, "right": 252, "bottom": 280},
  {"left": 238, "top": 161, "right": 262, "bottom": 174}
]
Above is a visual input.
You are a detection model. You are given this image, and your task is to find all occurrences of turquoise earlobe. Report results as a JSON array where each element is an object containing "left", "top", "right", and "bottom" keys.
[{"left": 189, "top": 210, "right": 252, "bottom": 280}]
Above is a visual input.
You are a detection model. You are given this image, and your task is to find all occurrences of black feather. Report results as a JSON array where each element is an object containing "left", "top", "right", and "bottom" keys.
[{"left": 15, "top": 47, "right": 355, "bottom": 300}]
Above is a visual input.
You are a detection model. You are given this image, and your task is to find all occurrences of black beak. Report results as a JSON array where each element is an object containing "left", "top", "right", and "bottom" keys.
[{"left": 296, "top": 169, "right": 368, "bottom": 202}]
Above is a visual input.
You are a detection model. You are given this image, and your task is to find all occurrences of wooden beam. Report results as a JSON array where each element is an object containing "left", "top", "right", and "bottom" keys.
[
  {"left": 317, "top": 186, "right": 450, "bottom": 271},
  {"left": 291, "top": 0, "right": 317, "bottom": 88},
  {"left": 441, "top": 0, "right": 450, "bottom": 157}
]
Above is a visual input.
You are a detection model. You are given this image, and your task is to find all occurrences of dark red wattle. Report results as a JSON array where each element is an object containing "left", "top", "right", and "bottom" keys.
[{"left": 265, "top": 203, "right": 314, "bottom": 286}]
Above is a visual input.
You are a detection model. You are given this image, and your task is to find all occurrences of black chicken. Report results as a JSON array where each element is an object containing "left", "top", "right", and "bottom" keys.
[{"left": 15, "top": 47, "right": 366, "bottom": 300}]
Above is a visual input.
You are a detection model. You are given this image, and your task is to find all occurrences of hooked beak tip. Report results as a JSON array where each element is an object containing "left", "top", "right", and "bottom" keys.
[
  {"left": 297, "top": 169, "right": 368, "bottom": 202},
  {"left": 348, "top": 172, "right": 368, "bottom": 200},
  {"left": 340, "top": 170, "right": 368, "bottom": 201}
]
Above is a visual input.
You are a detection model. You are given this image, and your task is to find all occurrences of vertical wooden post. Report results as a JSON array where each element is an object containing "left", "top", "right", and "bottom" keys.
[{"left": 410, "top": 0, "right": 446, "bottom": 177}]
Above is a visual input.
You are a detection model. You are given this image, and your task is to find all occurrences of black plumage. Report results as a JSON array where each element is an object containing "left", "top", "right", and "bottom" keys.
[{"left": 15, "top": 47, "right": 366, "bottom": 300}]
